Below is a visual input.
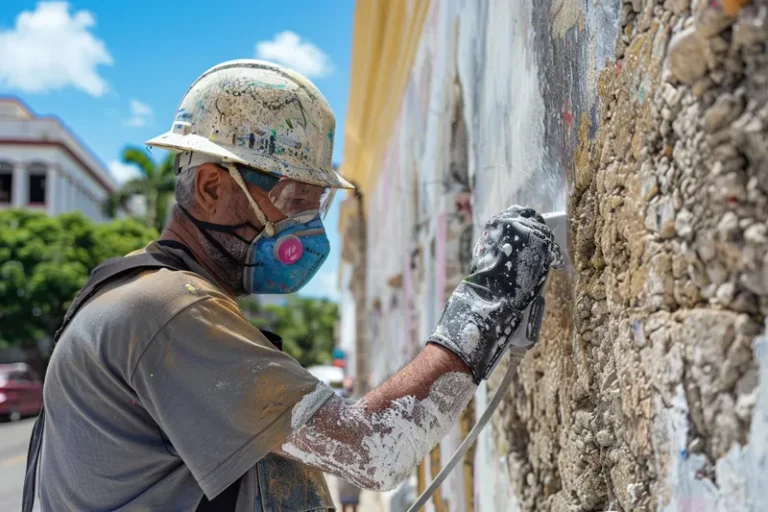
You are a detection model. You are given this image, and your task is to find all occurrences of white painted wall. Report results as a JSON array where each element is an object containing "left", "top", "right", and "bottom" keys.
[
  {"left": 354, "top": 0, "right": 572, "bottom": 507},
  {"left": 339, "top": 262, "right": 357, "bottom": 378},
  {"left": 0, "top": 146, "right": 113, "bottom": 222}
]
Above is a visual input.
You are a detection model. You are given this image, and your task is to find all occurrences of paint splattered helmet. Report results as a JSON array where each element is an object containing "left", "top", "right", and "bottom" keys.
[{"left": 146, "top": 59, "right": 353, "bottom": 189}]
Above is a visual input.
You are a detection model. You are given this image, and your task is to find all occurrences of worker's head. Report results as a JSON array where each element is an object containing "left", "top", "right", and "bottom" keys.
[{"left": 146, "top": 60, "right": 354, "bottom": 296}]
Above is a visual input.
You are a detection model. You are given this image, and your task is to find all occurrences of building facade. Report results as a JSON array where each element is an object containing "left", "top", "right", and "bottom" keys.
[
  {"left": 0, "top": 97, "right": 118, "bottom": 222},
  {"left": 339, "top": 0, "right": 768, "bottom": 510}
]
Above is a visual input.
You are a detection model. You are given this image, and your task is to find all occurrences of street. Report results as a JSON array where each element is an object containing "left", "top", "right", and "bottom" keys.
[{"left": 0, "top": 417, "right": 35, "bottom": 511}]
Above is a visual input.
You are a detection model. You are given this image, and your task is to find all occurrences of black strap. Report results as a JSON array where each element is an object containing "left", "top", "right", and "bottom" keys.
[
  {"left": 22, "top": 249, "right": 191, "bottom": 512},
  {"left": 22, "top": 406, "right": 46, "bottom": 512},
  {"left": 195, "top": 479, "right": 242, "bottom": 512},
  {"left": 54, "top": 251, "right": 190, "bottom": 344},
  {"left": 260, "top": 329, "right": 283, "bottom": 352}
]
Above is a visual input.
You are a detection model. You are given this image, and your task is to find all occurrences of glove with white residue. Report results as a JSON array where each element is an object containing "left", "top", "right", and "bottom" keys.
[{"left": 427, "top": 206, "right": 564, "bottom": 383}]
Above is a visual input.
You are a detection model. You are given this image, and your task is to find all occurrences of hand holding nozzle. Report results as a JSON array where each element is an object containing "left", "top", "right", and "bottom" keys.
[
  {"left": 409, "top": 208, "right": 566, "bottom": 512},
  {"left": 427, "top": 206, "right": 564, "bottom": 383}
]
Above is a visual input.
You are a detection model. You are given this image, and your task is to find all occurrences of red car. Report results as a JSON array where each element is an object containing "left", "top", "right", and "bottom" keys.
[{"left": 0, "top": 363, "right": 44, "bottom": 421}]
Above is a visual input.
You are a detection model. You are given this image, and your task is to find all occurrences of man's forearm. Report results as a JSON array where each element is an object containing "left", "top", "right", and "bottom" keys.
[
  {"left": 278, "top": 208, "right": 560, "bottom": 489},
  {"left": 280, "top": 344, "right": 476, "bottom": 491}
]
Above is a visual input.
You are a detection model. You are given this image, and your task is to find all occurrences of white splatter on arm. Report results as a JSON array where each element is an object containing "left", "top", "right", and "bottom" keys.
[
  {"left": 279, "top": 208, "right": 561, "bottom": 489},
  {"left": 279, "top": 344, "right": 477, "bottom": 491}
]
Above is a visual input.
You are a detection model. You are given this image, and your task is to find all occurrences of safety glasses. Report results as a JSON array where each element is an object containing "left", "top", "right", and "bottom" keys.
[{"left": 224, "top": 163, "right": 337, "bottom": 223}]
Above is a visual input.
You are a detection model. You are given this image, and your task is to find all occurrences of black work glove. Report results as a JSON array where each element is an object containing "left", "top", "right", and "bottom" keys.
[{"left": 427, "top": 206, "right": 564, "bottom": 383}]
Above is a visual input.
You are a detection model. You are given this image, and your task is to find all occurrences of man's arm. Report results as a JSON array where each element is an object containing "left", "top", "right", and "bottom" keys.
[
  {"left": 280, "top": 207, "right": 563, "bottom": 491},
  {"left": 280, "top": 344, "right": 475, "bottom": 491}
]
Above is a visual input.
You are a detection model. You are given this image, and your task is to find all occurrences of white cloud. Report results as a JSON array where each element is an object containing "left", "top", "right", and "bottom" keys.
[
  {"left": 0, "top": 2, "right": 113, "bottom": 96},
  {"left": 255, "top": 31, "right": 333, "bottom": 78},
  {"left": 108, "top": 160, "right": 138, "bottom": 183},
  {"left": 124, "top": 99, "right": 153, "bottom": 127}
]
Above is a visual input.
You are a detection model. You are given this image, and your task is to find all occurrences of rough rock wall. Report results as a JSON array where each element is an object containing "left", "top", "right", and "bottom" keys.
[
  {"left": 345, "top": 0, "right": 768, "bottom": 508},
  {"left": 497, "top": 1, "right": 768, "bottom": 510}
]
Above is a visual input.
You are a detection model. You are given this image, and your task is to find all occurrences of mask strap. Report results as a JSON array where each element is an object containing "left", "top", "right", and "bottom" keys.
[
  {"left": 224, "top": 163, "right": 276, "bottom": 237},
  {"left": 177, "top": 204, "right": 259, "bottom": 268},
  {"left": 182, "top": 214, "right": 255, "bottom": 244}
]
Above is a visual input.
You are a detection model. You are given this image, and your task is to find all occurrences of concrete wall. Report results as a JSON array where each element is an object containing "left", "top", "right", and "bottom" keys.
[
  {"left": 0, "top": 145, "right": 113, "bottom": 222},
  {"left": 0, "top": 99, "right": 118, "bottom": 223},
  {"left": 348, "top": 0, "right": 768, "bottom": 510}
]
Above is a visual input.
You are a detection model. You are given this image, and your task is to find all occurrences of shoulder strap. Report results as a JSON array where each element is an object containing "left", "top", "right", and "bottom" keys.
[
  {"left": 53, "top": 250, "right": 189, "bottom": 344},
  {"left": 22, "top": 250, "right": 189, "bottom": 512}
]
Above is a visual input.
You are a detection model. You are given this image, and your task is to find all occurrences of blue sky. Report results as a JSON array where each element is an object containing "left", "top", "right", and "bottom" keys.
[{"left": 0, "top": 0, "right": 356, "bottom": 300}]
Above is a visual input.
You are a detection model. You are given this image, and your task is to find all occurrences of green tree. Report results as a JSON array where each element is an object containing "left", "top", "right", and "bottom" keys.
[
  {"left": 103, "top": 146, "right": 176, "bottom": 231},
  {"left": 249, "top": 296, "right": 339, "bottom": 367},
  {"left": 0, "top": 209, "right": 157, "bottom": 349}
]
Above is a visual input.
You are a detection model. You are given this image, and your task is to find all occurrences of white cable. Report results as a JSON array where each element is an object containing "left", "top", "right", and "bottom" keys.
[
  {"left": 407, "top": 211, "right": 567, "bottom": 511},
  {"left": 407, "top": 349, "right": 523, "bottom": 512}
]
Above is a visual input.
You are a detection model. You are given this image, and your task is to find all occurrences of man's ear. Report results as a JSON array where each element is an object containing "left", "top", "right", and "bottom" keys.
[{"left": 194, "top": 163, "right": 226, "bottom": 217}]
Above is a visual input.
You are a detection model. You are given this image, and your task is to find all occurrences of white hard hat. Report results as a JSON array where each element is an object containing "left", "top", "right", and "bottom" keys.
[{"left": 146, "top": 59, "right": 353, "bottom": 189}]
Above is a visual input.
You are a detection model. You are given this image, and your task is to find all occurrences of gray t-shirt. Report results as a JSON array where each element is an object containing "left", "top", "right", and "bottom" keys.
[{"left": 38, "top": 242, "right": 336, "bottom": 511}]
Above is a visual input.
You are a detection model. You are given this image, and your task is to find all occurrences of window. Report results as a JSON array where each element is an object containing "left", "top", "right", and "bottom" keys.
[
  {"left": 27, "top": 163, "right": 47, "bottom": 204},
  {"left": 0, "top": 161, "right": 12, "bottom": 203}
]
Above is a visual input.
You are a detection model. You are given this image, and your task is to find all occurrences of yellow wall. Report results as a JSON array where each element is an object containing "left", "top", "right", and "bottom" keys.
[{"left": 339, "top": 0, "right": 430, "bottom": 209}]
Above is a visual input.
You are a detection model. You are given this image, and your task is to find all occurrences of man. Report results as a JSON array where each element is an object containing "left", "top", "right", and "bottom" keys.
[{"left": 34, "top": 60, "right": 562, "bottom": 511}]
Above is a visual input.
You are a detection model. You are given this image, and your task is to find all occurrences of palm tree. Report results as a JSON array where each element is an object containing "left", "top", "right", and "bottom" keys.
[{"left": 103, "top": 146, "right": 176, "bottom": 231}]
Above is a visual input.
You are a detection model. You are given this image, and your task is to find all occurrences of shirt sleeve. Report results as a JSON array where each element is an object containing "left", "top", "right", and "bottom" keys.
[{"left": 130, "top": 296, "right": 335, "bottom": 500}]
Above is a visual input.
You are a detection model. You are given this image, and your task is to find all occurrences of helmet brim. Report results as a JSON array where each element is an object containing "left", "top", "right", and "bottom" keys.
[{"left": 146, "top": 131, "right": 354, "bottom": 190}]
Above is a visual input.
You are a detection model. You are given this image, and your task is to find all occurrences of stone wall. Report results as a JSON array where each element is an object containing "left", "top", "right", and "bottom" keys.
[
  {"left": 341, "top": 0, "right": 768, "bottom": 509},
  {"left": 495, "top": 1, "right": 768, "bottom": 510}
]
